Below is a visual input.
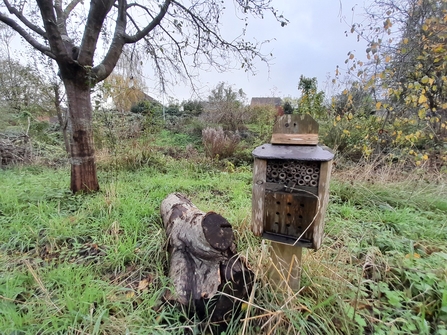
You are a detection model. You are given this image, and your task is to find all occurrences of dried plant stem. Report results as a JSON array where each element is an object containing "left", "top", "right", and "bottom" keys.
[{"left": 25, "top": 259, "right": 61, "bottom": 314}]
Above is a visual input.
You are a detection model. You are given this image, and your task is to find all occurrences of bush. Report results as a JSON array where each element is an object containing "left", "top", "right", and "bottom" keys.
[
  {"left": 202, "top": 127, "right": 240, "bottom": 159},
  {"left": 320, "top": 111, "right": 447, "bottom": 169}
]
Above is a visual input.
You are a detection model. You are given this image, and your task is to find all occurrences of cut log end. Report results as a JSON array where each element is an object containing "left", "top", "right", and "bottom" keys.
[{"left": 202, "top": 212, "right": 234, "bottom": 251}]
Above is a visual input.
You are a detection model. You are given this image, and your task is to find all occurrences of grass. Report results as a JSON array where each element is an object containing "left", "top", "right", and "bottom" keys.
[{"left": 1, "top": 146, "right": 447, "bottom": 334}]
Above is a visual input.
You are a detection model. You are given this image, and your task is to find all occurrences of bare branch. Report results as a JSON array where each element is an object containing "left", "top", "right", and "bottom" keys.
[
  {"left": 170, "top": 0, "right": 270, "bottom": 72},
  {"left": 124, "top": 0, "right": 171, "bottom": 43},
  {"left": 3, "top": 0, "right": 47, "bottom": 37},
  {"left": 64, "top": 0, "right": 83, "bottom": 17},
  {"left": 54, "top": 0, "right": 63, "bottom": 14},
  {"left": 0, "top": 11, "right": 54, "bottom": 58},
  {"left": 53, "top": 0, "right": 69, "bottom": 37}
]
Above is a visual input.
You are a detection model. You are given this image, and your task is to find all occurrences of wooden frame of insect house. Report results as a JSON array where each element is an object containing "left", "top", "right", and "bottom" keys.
[{"left": 251, "top": 114, "right": 334, "bottom": 289}]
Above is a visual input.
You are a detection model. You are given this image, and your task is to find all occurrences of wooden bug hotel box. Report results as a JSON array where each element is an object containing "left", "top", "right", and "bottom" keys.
[{"left": 251, "top": 114, "right": 334, "bottom": 250}]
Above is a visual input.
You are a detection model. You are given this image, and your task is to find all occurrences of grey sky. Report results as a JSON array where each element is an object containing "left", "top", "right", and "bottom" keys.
[
  {"left": 145, "top": 0, "right": 369, "bottom": 103},
  {"left": 4, "top": 0, "right": 369, "bottom": 104}
]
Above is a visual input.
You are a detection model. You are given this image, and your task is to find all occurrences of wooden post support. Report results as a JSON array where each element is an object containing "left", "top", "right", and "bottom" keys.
[{"left": 268, "top": 242, "right": 302, "bottom": 291}]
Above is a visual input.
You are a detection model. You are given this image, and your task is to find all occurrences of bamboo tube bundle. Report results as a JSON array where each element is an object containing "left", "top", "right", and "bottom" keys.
[{"left": 265, "top": 159, "right": 320, "bottom": 187}]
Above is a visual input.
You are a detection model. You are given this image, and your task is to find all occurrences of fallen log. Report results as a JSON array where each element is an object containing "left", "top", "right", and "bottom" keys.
[{"left": 160, "top": 193, "right": 253, "bottom": 326}]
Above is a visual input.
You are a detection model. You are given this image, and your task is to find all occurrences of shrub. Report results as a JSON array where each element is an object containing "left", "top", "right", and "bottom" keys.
[
  {"left": 320, "top": 111, "right": 447, "bottom": 169},
  {"left": 202, "top": 127, "right": 240, "bottom": 159}
]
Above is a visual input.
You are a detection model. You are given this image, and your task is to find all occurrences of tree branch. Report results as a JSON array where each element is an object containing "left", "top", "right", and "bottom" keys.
[
  {"left": 3, "top": 0, "right": 47, "bottom": 37},
  {"left": 64, "top": 0, "right": 83, "bottom": 17},
  {"left": 154, "top": 21, "right": 195, "bottom": 85},
  {"left": 0, "top": 11, "right": 54, "bottom": 58},
  {"left": 78, "top": 0, "right": 115, "bottom": 65},
  {"left": 53, "top": 0, "right": 69, "bottom": 37},
  {"left": 124, "top": 0, "right": 171, "bottom": 43},
  {"left": 170, "top": 0, "right": 270, "bottom": 72},
  {"left": 92, "top": 0, "right": 127, "bottom": 82},
  {"left": 36, "top": 0, "right": 70, "bottom": 58}
]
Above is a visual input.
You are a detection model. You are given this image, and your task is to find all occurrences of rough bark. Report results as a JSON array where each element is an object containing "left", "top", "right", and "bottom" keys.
[
  {"left": 160, "top": 193, "right": 253, "bottom": 326},
  {"left": 64, "top": 78, "right": 99, "bottom": 193}
]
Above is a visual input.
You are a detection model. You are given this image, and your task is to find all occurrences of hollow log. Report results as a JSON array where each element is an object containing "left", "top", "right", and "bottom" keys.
[{"left": 160, "top": 193, "right": 253, "bottom": 324}]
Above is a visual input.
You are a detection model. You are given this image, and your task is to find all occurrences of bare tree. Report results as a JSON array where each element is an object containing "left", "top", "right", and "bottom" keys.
[
  {"left": 204, "top": 82, "right": 249, "bottom": 131},
  {"left": 0, "top": 0, "right": 286, "bottom": 193}
]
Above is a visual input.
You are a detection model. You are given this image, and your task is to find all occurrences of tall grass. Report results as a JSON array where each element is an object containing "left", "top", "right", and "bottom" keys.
[{"left": 1, "top": 153, "right": 446, "bottom": 334}]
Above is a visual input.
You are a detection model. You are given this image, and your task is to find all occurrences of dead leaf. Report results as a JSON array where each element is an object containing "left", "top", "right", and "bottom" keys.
[{"left": 138, "top": 279, "right": 149, "bottom": 291}]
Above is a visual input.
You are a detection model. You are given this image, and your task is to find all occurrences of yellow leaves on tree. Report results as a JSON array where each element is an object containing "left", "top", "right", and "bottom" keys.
[
  {"left": 418, "top": 94, "right": 427, "bottom": 104},
  {"left": 420, "top": 76, "right": 430, "bottom": 84},
  {"left": 102, "top": 74, "right": 147, "bottom": 113}
]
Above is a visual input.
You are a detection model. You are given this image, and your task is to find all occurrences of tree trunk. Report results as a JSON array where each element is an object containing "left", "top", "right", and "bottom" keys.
[
  {"left": 160, "top": 193, "right": 253, "bottom": 328},
  {"left": 64, "top": 79, "right": 99, "bottom": 193}
]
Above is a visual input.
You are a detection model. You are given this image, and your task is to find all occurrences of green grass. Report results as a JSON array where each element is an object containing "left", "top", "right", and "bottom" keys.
[
  {"left": 1, "top": 156, "right": 447, "bottom": 334},
  {"left": 309, "top": 178, "right": 447, "bottom": 335}
]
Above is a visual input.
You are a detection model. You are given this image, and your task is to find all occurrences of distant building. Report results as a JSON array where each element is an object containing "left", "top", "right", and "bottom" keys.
[
  {"left": 250, "top": 97, "right": 284, "bottom": 115},
  {"left": 140, "top": 92, "right": 161, "bottom": 105}
]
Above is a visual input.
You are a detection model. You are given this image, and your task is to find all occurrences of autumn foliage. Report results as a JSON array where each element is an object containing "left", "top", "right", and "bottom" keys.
[{"left": 330, "top": 0, "right": 447, "bottom": 169}]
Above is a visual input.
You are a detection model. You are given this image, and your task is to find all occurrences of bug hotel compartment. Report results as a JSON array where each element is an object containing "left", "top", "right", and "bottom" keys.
[{"left": 251, "top": 144, "right": 334, "bottom": 250}]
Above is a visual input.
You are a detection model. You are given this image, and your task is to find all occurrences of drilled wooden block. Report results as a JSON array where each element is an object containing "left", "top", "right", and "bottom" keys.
[{"left": 264, "top": 192, "right": 317, "bottom": 241}]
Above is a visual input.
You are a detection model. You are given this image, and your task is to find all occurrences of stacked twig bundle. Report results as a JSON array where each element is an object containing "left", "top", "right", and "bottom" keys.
[{"left": 0, "top": 134, "right": 30, "bottom": 166}]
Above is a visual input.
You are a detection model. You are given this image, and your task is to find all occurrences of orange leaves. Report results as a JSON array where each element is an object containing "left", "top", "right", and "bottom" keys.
[
  {"left": 405, "top": 253, "right": 421, "bottom": 259},
  {"left": 383, "top": 18, "right": 393, "bottom": 30}
]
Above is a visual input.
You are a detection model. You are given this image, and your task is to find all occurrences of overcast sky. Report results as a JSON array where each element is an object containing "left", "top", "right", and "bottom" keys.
[
  {"left": 145, "top": 0, "right": 370, "bottom": 103},
  {"left": 5, "top": 0, "right": 369, "bottom": 104}
]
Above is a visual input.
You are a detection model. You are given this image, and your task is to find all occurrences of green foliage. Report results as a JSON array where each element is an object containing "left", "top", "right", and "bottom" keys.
[
  {"left": 322, "top": 106, "right": 447, "bottom": 166},
  {"left": 283, "top": 101, "right": 294, "bottom": 114},
  {"left": 154, "top": 129, "right": 201, "bottom": 149},
  {"left": 182, "top": 99, "right": 203, "bottom": 117},
  {"left": 0, "top": 59, "right": 55, "bottom": 118},
  {"left": 296, "top": 75, "right": 326, "bottom": 119},
  {"left": 245, "top": 105, "right": 277, "bottom": 145},
  {"left": 130, "top": 100, "right": 162, "bottom": 116}
]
